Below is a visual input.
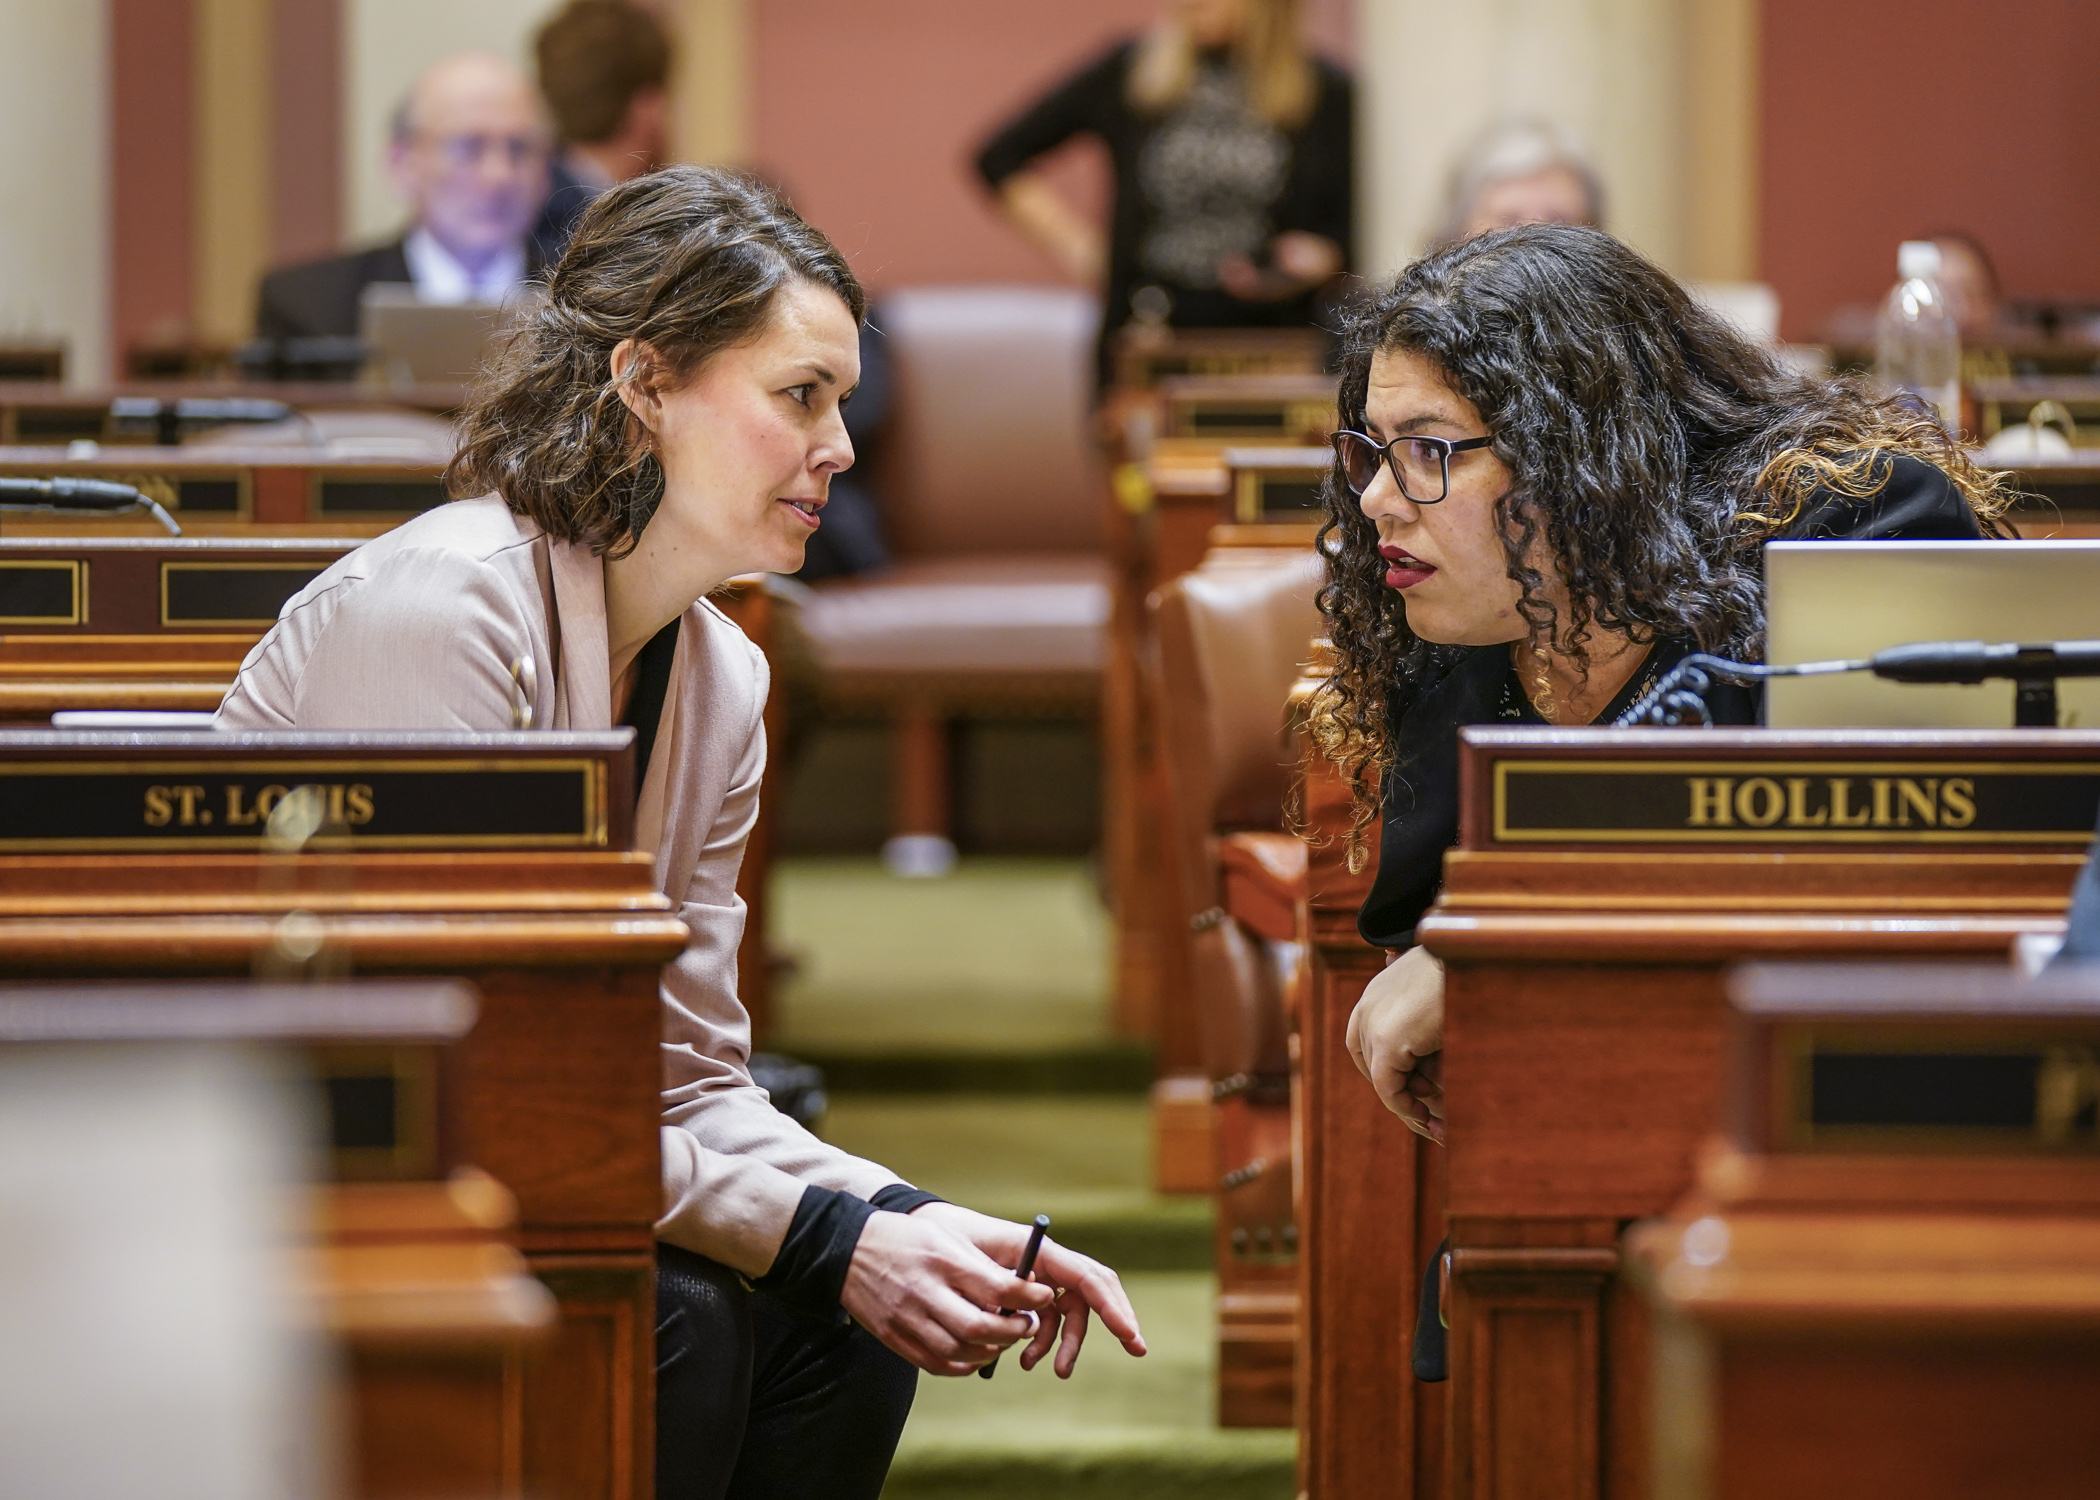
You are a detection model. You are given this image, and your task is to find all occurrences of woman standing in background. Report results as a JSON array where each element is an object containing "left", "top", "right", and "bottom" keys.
[{"left": 975, "top": 0, "right": 1353, "bottom": 387}]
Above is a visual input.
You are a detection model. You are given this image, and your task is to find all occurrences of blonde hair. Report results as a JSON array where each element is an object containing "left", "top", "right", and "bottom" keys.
[{"left": 1128, "top": 0, "right": 1316, "bottom": 131}]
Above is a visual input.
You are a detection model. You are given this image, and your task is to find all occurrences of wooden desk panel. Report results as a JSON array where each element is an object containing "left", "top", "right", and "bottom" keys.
[
  {"left": 1290, "top": 654, "right": 1446, "bottom": 1499},
  {"left": 0, "top": 445, "right": 446, "bottom": 531},
  {"left": 0, "top": 733, "right": 676, "bottom": 1500},
  {"left": 1629, "top": 965, "right": 2100, "bottom": 1500},
  {"left": 1420, "top": 728, "right": 2094, "bottom": 1500}
]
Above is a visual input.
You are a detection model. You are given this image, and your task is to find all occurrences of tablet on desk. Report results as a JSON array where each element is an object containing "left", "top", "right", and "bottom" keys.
[
  {"left": 1764, "top": 539, "right": 2100, "bottom": 728},
  {"left": 359, "top": 284, "right": 538, "bottom": 385}
]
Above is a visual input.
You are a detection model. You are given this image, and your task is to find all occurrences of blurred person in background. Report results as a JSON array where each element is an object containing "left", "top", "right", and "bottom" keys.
[
  {"left": 1433, "top": 117, "right": 1603, "bottom": 247},
  {"left": 532, "top": 0, "right": 673, "bottom": 261},
  {"left": 975, "top": 0, "right": 1353, "bottom": 388},
  {"left": 257, "top": 52, "right": 552, "bottom": 339},
  {"left": 1928, "top": 231, "right": 2006, "bottom": 343}
]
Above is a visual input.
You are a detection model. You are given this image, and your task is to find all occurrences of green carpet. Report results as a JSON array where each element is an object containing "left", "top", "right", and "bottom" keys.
[
  {"left": 770, "top": 857, "right": 1117, "bottom": 1058},
  {"left": 768, "top": 857, "right": 1288, "bottom": 1499},
  {"left": 883, "top": 1273, "right": 1295, "bottom": 1500},
  {"left": 821, "top": 1096, "right": 1211, "bottom": 1271}
]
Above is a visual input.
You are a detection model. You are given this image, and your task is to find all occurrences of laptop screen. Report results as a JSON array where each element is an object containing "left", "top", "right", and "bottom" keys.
[{"left": 1763, "top": 539, "right": 2100, "bottom": 729}]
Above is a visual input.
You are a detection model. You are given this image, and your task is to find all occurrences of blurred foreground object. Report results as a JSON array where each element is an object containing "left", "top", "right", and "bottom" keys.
[{"left": 0, "top": 1032, "right": 330, "bottom": 1499}]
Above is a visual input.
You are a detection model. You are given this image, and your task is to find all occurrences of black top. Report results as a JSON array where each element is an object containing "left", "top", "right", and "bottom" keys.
[
  {"left": 1357, "top": 454, "right": 1989, "bottom": 950},
  {"left": 619, "top": 616, "right": 682, "bottom": 799},
  {"left": 975, "top": 40, "right": 1353, "bottom": 387}
]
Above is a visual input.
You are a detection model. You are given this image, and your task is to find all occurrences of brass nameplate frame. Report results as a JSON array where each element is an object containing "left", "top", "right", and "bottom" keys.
[
  {"left": 1232, "top": 469, "right": 1324, "bottom": 522},
  {"left": 0, "top": 757, "right": 609, "bottom": 852},
  {"left": 1775, "top": 1022, "right": 2100, "bottom": 1153},
  {"left": 316, "top": 1042, "right": 444, "bottom": 1180},
  {"left": 161, "top": 560, "right": 330, "bottom": 627},
  {"left": 0, "top": 559, "right": 84, "bottom": 625},
  {"left": 1490, "top": 758, "right": 2100, "bottom": 846}
]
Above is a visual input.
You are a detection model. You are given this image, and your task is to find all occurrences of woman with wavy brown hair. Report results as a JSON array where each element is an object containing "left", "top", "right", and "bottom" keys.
[
  {"left": 219, "top": 166, "right": 1143, "bottom": 1497},
  {"left": 1320, "top": 224, "right": 2010, "bottom": 1147}
]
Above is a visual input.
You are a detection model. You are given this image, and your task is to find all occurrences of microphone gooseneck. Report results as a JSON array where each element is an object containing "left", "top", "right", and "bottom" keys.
[
  {"left": 0, "top": 477, "right": 182, "bottom": 536},
  {"left": 1616, "top": 640, "right": 2100, "bottom": 730}
]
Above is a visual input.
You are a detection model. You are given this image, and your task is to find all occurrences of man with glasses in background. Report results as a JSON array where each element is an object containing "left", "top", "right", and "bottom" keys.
[{"left": 256, "top": 52, "right": 553, "bottom": 340}]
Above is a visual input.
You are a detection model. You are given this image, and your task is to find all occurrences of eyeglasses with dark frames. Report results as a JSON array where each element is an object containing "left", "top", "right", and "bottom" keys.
[{"left": 1331, "top": 429, "right": 1495, "bottom": 504}]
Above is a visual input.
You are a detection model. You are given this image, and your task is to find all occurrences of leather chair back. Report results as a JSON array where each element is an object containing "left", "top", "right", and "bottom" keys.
[
  {"left": 1164, "top": 550, "right": 1327, "bottom": 839},
  {"left": 1149, "top": 549, "right": 1324, "bottom": 1081},
  {"left": 873, "top": 286, "right": 1103, "bottom": 557}
]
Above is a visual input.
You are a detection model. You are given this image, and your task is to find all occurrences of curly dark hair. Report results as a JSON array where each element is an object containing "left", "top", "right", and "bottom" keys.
[
  {"left": 1310, "top": 224, "right": 2012, "bottom": 860},
  {"left": 448, "top": 166, "right": 865, "bottom": 558}
]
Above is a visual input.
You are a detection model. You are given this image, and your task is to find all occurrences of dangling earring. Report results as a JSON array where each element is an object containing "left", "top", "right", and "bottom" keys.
[{"left": 1521, "top": 642, "right": 1558, "bottom": 722}]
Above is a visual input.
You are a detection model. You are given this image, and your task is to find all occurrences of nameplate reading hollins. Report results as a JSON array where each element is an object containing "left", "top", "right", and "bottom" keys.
[
  {"left": 0, "top": 758, "right": 607, "bottom": 852},
  {"left": 1491, "top": 759, "right": 2100, "bottom": 846}
]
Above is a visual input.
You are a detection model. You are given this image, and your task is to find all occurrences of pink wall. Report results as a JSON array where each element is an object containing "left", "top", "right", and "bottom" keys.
[
  {"left": 750, "top": 0, "right": 1355, "bottom": 293},
  {"left": 1760, "top": 0, "right": 2100, "bottom": 341}
]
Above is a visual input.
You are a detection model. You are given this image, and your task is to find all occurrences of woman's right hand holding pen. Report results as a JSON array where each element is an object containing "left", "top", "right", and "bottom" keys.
[{"left": 841, "top": 1202, "right": 1146, "bottom": 1377}]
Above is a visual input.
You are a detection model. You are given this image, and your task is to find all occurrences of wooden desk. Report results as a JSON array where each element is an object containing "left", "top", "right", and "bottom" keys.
[
  {"left": 1158, "top": 374, "right": 1339, "bottom": 445},
  {"left": 0, "top": 535, "right": 363, "bottom": 719},
  {"left": 1631, "top": 962, "right": 2100, "bottom": 1500},
  {"left": 1288, "top": 643, "right": 1446, "bottom": 1499},
  {"left": 0, "top": 731, "right": 682, "bottom": 1500},
  {"left": 1973, "top": 375, "right": 2100, "bottom": 437},
  {"left": 1995, "top": 449, "right": 2100, "bottom": 536},
  {"left": 0, "top": 445, "right": 447, "bottom": 533},
  {"left": 323, "top": 1174, "right": 558, "bottom": 1500},
  {"left": 1419, "top": 728, "right": 2095, "bottom": 1500},
  {"left": 0, "top": 382, "right": 464, "bottom": 446}
]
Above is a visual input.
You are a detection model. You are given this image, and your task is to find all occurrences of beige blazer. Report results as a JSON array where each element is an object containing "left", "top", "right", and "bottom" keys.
[{"left": 217, "top": 497, "right": 903, "bottom": 1274}]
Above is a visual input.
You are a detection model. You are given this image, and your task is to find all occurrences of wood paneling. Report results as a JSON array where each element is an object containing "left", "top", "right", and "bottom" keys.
[
  {"left": 0, "top": 735, "right": 678, "bottom": 1500},
  {"left": 110, "top": 0, "right": 196, "bottom": 361},
  {"left": 1292, "top": 655, "right": 1446, "bottom": 1498},
  {"left": 1421, "top": 727, "right": 2092, "bottom": 1500},
  {"left": 1761, "top": 0, "right": 2100, "bottom": 340}
]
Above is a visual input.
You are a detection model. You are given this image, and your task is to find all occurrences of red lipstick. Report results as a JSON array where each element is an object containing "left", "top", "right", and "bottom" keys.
[{"left": 1378, "top": 543, "right": 1436, "bottom": 589}]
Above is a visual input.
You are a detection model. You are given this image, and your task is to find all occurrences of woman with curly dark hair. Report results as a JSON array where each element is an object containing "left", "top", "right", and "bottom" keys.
[{"left": 1322, "top": 224, "right": 2010, "bottom": 1145}]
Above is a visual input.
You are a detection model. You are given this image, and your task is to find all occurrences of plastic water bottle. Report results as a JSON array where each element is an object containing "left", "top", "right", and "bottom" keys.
[{"left": 1875, "top": 240, "right": 1961, "bottom": 432}]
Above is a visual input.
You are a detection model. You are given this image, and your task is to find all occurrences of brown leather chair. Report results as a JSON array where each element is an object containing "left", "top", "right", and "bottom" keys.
[
  {"left": 1147, "top": 545, "right": 1324, "bottom": 1427},
  {"left": 795, "top": 286, "right": 1107, "bottom": 874}
]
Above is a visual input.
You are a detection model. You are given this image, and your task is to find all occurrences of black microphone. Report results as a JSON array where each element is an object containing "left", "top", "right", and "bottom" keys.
[
  {"left": 0, "top": 476, "right": 182, "bottom": 535},
  {"left": 1870, "top": 640, "right": 2100, "bottom": 684},
  {"left": 0, "top": 477, "right": 147, "bottom": 509}
]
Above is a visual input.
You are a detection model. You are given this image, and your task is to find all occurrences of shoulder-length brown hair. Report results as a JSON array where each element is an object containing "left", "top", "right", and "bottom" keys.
[{"left": 448, "top": 165, "right": 865, "bottom": 557}]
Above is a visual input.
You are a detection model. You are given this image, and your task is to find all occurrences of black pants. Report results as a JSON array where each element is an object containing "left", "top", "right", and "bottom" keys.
[{"left": 656, "top": 1245, "right": 918, "bottom": 1500}]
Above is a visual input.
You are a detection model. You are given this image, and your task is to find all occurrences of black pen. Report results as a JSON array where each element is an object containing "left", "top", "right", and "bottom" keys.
[{"left": 980, "top": 1213, "right": 1050, "bottom": 1379}]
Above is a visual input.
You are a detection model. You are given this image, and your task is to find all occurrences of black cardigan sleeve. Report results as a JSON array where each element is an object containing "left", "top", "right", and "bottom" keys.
[
  {"left": 1778, "top": 452, "right": 1985, "bottom": 542},
  {"left": 974, "top": 43, "right": 1131, "bottom": 188}
]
